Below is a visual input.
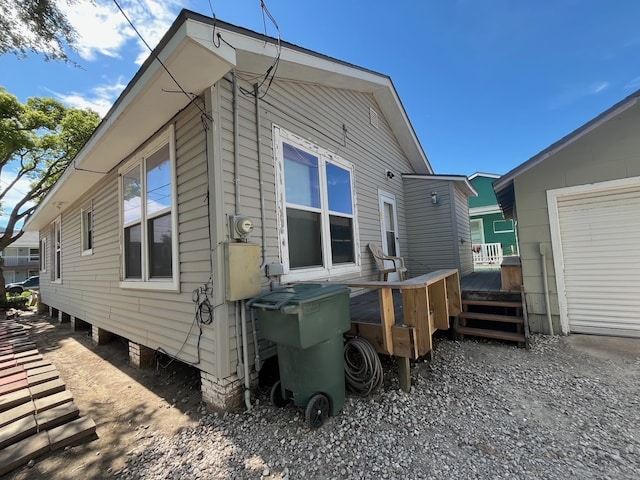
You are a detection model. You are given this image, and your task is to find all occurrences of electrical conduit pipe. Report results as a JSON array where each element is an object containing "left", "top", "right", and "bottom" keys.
[{"left": 539, "top": 243, "right": 554, "bottom": 335}]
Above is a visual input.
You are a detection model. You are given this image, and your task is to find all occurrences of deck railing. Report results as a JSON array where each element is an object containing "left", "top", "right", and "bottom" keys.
[{"left": 472, "top": 242, "right": 503, "bottom": 266}]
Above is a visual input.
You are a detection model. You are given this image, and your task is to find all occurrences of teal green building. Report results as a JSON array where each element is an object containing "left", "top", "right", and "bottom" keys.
[{"left": 468, "top": 173, "right": 518, "bottom": 256}]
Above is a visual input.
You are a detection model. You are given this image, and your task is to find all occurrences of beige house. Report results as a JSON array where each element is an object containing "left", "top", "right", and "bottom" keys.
[
  {"left": 26, "top": 10, "right": 472, "bottom": 409},
  {"left": 494, "top": 90, "right": 640, "bottom": 339}
]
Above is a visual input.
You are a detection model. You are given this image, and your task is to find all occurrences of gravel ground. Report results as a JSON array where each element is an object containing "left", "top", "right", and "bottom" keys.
[{"left": 116, "top": 335, "right": 640, "bottom": 479}]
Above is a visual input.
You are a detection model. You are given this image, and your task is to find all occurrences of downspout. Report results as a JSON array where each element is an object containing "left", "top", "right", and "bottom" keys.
[
  {"left": 241, "top": 300, "right": 252, "bottom": 410},
  {"left": 539, "top": 243, "right": 554, "bottom": 335}
]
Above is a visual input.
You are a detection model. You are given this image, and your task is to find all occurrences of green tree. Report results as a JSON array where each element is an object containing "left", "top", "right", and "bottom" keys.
[
  {"left": 0, "top": 0, "right": 79, "bottom": 62},
  {"left": 0, "top": 86, "right": 100, "bottom": 296}
]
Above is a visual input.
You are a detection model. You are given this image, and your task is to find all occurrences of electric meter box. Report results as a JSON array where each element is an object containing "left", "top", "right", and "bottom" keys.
[{"left": 224, "top": 242, "right": 262, "bottom": 301}]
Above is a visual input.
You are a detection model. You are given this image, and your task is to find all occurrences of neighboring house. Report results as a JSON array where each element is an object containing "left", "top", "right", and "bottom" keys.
[
  {"left": 494, "top": 89, "right": 640, "bottom": 339},
  {"left": 26, "top": 10, "right": 470, "bottom": 410},
  {"left": 1, "top": 231, "right": 40, "bottom": 284},
  {"left": 468, "top": 173, "right": 518, "bottom": 266}
]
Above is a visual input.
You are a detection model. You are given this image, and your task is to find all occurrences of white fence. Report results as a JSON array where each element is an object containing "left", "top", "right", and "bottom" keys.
[{"left": 472, "top": 243, "right": 504, "bottom": 266}]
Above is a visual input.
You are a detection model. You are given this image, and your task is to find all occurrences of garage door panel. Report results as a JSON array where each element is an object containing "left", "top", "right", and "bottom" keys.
[{"left": 556, "top": 184, "right": 640, "bottom": 337}]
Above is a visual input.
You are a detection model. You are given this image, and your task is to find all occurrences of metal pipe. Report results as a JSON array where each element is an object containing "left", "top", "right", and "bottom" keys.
[
  {"left": 232, "top": 69, "right": 241, "bottom": 212},
  {"left": 240, "top": 300, "right": 252, "bottom": 410},
  {"left": 539, "top": 243, "right": 554, "bottom": 335},
  {"left": 254, "top": 83, "right": 267, "bottom": 268},
  {"left": 234, "top": 300, "right": 244, "bottom": 378}
]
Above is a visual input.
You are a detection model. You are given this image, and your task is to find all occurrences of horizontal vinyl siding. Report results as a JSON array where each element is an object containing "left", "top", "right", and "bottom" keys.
[
  {"left": 404, "top": 179, "right": 456, "bottom": 275},
  {"left": 215, "top": 73, "right": 420, "bottom": 372},
  {"left": 38, "top": 103, "right": 215, "bottom": 374},
  {"left": 454, "top": 185, "right": 473, "bottom": 276}
]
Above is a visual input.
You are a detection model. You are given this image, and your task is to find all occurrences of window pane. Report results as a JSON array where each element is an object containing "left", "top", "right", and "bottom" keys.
[
  {"left": 125, "top": 224, "right": 142, "bottom": 279},
  {"left": 283, "top": 143, "right": 320, "bottom": 208},
  {"left": 326, "top": 163, "right": 353, "bottom": 214},
  {"left": 146, "top": 145, "right": 172, "bottom": 215},
  {"left": 87, "top": 211, "right": 93, "bottom": 249},
  {"left": 286, "top": 208, "right": 322, "bottom": 269},
  {"left": 123, "top": 167, "right": 142, "bottom": 224},
  {"left": 148, "top": 213, "right": 172, "bottom": 278},
  {"left": 330, "top": 215, "right": 354, "bottom": 264}
]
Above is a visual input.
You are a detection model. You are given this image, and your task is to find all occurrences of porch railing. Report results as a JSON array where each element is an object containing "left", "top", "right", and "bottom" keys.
[{"left": 472, "top": 242, "right": 503, "bottom": 266}]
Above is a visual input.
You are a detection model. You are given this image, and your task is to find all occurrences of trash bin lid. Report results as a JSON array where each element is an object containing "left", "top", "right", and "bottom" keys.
[{"left": 247, "top": 283, "right": 349, "bottom": 310}]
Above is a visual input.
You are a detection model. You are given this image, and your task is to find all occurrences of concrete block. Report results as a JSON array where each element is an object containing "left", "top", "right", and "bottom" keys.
[
  {"left": 47, "top": 416, "right": 97, "bottom": 450},
  {"left": 29, "top": 379, "right": 65, "bottom": 399},
  {"left": 0, "top": 414, "right": 37, "bottom": 450},
  {"left": 0, "top": 431, "right": 49, "bottom": 477},
  {"left": 34, "top": 390, "right": 73, "bottom": 413},
  {"left": 36, "top": 402, "right": 79, "bottom": 430},
  {"left": 0, "top": 400, "right": 35, "bottom": 429},
  {"left": 0, "top": 388, "right": 31, "bottom": 412}
]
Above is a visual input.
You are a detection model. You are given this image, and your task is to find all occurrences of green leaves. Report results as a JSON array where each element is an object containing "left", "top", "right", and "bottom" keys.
[{"left": 0, "top": 85, "right": 100, "bottom": 248}]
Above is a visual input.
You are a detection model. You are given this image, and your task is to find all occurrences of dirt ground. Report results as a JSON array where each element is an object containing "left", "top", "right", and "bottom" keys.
[{"left": 5, "top": 308, "right": 205, "bottom": 480}]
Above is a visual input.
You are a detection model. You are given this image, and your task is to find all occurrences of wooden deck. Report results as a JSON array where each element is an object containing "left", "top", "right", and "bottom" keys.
[{"left": 460, "top": 270, "right": 521, "bottom": 302}]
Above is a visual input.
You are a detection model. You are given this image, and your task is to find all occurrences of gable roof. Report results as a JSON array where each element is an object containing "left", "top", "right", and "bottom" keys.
[
  {"left": 26, "top": 9, "right": 431, "bottom": 230},
  {"left": 494, "top": 89, "right": 640, "bottom": 219}
]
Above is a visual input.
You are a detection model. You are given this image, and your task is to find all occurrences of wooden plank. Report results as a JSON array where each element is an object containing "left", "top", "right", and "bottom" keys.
[
  {"left": 458, "top": 312, "right": 524, "bottom": 324},
  {"left": 462, "top": 299, "right": 522, "bottom": 308},
  {"left": 0, "top": 414, "right": 37, "bottom": 450},
  {"left": 446, "top": 271, "right": 462, "bottom": 316},
  {"left": 34, "top": 390, "right": 74, "bottom": 413},
  {"left": 36, "top": 402, "right": 79, "bottom": 430},
  {"left": 429, "top": 279, "right": 450, "bottom": 330},
  {"left": 455, "top": 326, "right": 525, "bottom": 342},
  {"left": 0, "top": 389, "right": 31, "bottom": 413},
  {"left": 0, "top": 401, "right": 35, "bottom": 429},
  {"left": 347, "top": 323, "right": 417, "bottom": 359},
  {"left": 29, "top": 379, "right": 65, "bottom": 399},
  {"left": 378, "top": 288, "right": 395, "bottom": 355},
  {"left": 402, "top": 288, "right": 430, "bottom": 355}
]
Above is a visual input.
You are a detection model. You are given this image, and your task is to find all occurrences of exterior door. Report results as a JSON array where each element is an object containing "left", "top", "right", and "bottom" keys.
[
  {"left": 379, "top": 191, "right": 400, "bottom": 257},
  {"left": 470, "top": 219, "right": 484, "bottom": 245}
]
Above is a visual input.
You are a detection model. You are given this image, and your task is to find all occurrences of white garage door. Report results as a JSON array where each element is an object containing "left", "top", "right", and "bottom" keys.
[{"left": 554, "top": 184, "right": 640, "bottom": 337}]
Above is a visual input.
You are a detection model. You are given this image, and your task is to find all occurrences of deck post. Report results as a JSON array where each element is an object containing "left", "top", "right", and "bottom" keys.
[{"left": 398, "top": 357, "right": 411, "bottom": 392}]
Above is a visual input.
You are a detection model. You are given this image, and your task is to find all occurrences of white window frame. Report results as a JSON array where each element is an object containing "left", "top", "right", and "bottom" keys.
[
  {"left": 118, "top": 125, "right": 179, "bottom": 292},
  {"left": 40, "top": 238, "right": 47, "bottom": 273},
  {"left": 493, "top": 219, "right": 514, "bottom": 233},
  {"left": 273, "top": 125, "right": 361, "bottom": 282},
  {"left": 53, "top": 216, "right": 62, "bottom": 283},
  {"left": 81, "top": 202, "right": 94, "bottom": 256}
]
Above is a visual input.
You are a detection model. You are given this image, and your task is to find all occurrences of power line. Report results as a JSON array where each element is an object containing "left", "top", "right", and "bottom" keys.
[{"left": 112, "top": 0, "right": 211, "bottom": 121}]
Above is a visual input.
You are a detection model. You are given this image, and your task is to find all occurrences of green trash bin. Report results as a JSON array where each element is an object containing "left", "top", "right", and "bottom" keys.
[{"left": 248, "top": 283, "right": 350, "bottom": 428}]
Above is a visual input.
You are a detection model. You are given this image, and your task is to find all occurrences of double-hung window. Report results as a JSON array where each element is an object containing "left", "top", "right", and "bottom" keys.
[
  {"left": 274, "top": 126, "right": 360, "bottom": 281},
  {"left": 40, "top": 238, "right": 47, "bottom": 273},
  {"left": 119, "top": 126, "right": 178, "bottom": 291}
]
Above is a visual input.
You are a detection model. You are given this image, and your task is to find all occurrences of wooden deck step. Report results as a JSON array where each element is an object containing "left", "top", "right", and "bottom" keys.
[
  {"left": 462, "top": 299, "right": 522, "bottom": 309},
  {"left": 455, "top": 326, "right": 525, "bottom": 343},
  {"left": 458, "top": 312, "right": 524, "bottom": 324}
]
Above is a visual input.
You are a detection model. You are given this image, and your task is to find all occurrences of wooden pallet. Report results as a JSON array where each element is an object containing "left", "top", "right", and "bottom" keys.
[{"left": 454, "top": 288, "right": 530, "bottom": 348}]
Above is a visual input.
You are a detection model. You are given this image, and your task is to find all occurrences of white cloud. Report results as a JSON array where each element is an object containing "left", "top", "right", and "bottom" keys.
[
  {"left": 549, "top": 81, "right": 610, "bottom": 109},
  {"left": 59, "top": 0, "right": 184, "bottom": 64},
  {"left": 50, "top": 78, "right": 127, "bottom": 117},
  {"left": 625, "top": 76, "right": 640, "bottom": 90}
]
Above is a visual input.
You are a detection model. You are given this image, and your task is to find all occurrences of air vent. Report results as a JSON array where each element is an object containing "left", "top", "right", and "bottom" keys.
[{"left": 369, "top": 107, "right": 379, "bottom": 128}]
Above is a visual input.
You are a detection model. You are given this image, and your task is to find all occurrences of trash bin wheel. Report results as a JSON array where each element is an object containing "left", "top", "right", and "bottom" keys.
[
  {"left": 305, "top": 393, "right": 329, "bottom": 429},
  {"left": 270, "top": 380, "right": 288, "bottom": 408}
]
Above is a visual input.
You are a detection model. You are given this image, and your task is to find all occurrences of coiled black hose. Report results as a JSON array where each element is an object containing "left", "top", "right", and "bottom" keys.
[{"left": 344, "top": 337, "right": 383, "bottom": 396}]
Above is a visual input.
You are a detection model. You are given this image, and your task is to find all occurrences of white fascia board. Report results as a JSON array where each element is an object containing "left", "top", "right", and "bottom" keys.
[
  {"left": 402, "top": 175, "right": 477, "bottom": 196},
  {"left": 469, "top": 205, "right": 502, "bottom": 215},
  {"left": 469, "top": 172, "right": 501, "bottom": 180},
  {"left": 26, "top": 20, "right": 236, "bottom": 231}
]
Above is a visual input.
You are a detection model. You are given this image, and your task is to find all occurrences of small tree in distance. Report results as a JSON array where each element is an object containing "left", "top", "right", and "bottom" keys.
[{"left": 0, "top": 86, "right": 100, "bottom": 296}]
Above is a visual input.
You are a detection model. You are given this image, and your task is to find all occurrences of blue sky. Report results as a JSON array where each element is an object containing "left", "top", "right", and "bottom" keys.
[{"left": 2, "top": 0, "right": 640, "bottom": 222}]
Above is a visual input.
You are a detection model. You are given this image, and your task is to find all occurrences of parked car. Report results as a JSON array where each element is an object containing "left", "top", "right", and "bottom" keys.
[{"left": 5, "top": 276, "right": 39, "bottom": 294}]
